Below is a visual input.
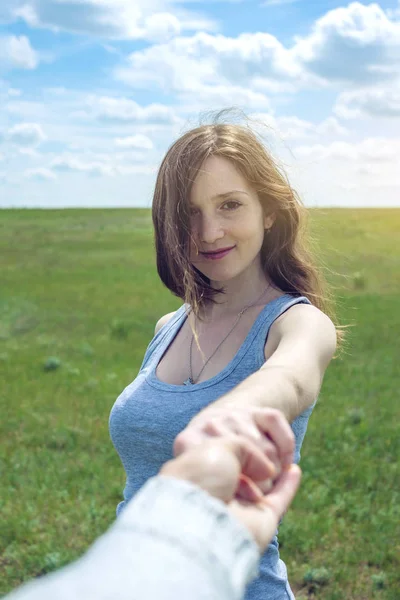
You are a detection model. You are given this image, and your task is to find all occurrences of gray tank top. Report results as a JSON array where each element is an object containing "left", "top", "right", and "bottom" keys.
[{"left": 109, "top": 293, "right": 317, "bottom": 600}]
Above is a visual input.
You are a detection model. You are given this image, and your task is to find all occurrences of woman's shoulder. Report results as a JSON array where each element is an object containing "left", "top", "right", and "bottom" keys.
[
  {"left": 272, "top": 298, "right": 333, "bottom": 334},
  {"left": 154, "top": 311, "right": 178, "bottom": 335}
]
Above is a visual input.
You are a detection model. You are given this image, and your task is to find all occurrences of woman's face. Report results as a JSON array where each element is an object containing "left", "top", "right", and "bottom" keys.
[{"left": 189, "top": 155, "right": 274, "bottom": 284}]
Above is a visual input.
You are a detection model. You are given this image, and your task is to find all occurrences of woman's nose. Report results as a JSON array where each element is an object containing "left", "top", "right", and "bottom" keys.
[{"left": 198, "top": 215, "right": 224, "bottom": 244}]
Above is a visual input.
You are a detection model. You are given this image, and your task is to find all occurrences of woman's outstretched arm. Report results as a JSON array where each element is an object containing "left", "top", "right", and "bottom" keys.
[
  {"left": 173, "top": 305, "right": 337, "bottom": 478},
  {"left": 192, "top": 304, "right": 336, "bottom": 423}
]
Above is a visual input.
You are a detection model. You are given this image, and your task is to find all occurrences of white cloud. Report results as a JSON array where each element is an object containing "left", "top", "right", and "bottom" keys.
[
  {"left": 115, "top": 36, "right": 216, "bottom": 92},
  {"left": 250, "top": 113, "right": 310, "bottom": 141},
  {"left": 0, "top": 35, "right": 39, "bottom": 70},
  {"left": 250, "top": 113, "right": 348, "bottom": 142},
  {"left": 19, "top": 147, "right": 41, "bottom": 158},
  {"left": 211, "top": 32, "right": 300, "bottom": 82},
  {"left": 50, "top": 156, "right": 115, "bottom": 177},
  {"left": 6, "top": 122, "right": 46, "bottom": 146},
  {"left": 79, "top": 95, "right": 180, "bottom": 124},
  {"left": 295, "top": 141, "right": 358, "bottom": 161},
  {"left": 316, "top": 116, "right": 348, "bottom": 137},
  {"left": 3, "top": 1, "right": 400, "bottom": 98},
  {"left": 48, "top": 150, "right": 158, "bottom": 177},
  {"left": 143, "top": 12, "right": 182, "bottom": 43},
  {"left": 8, "top": 87, "right": 21, "bottom": 96},
  {"left": 293, "top": 2, "right": 400, "bottom": 84},
  {"left": 25, "top": 167, "right": 56, "bottom": 180},
  {"left": 114, "top": 4, "right": 400, "bottom": 99},
  {"left": 2, "top": 90, "right": 183, "bottom": 164},
  {"left": 294, "top": 137, "right": 400, "bottom": 164},
  {"left": 5, "top": 99, "right": 47, "bottom": 120},
  {"left": 114, "top": 134, "right": 153, "bottom": 149},
  {"left": 283, "top": 137, "right": 400, "bottom": 208},
  {"left": 115, "top": 31, "right": 301, "bottom": 96},
  {"left": 335, "top": 86, "right": 400, "bottom": 119},
  {"left": 9, "top": 0, "right": 215, "bottom": 42},
  {"left": 178, "top": 85, "right": 272, "bottom": 114}
]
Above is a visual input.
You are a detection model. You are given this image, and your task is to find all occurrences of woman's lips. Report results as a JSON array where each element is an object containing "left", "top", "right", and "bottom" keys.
[{"left": 200, "top": 246, "right": 235, "bottom": 260}]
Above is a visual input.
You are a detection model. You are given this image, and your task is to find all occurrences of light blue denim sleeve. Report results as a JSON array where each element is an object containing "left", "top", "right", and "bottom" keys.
[{"left": 3, "top": 476, "right": 260, "bottom": 600}]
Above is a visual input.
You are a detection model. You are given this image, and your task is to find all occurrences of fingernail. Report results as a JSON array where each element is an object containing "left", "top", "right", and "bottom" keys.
[{"left": 259, "top": 478, "right": 273, "bottom": 493}]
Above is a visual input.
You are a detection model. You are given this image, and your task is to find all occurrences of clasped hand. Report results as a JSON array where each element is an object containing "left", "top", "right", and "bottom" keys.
[
  {"left": 162, "top": 405, "right": 299, "bottom": 551},
  {"left": 173, "top": 405, "right": 295, "bottom": 497}
]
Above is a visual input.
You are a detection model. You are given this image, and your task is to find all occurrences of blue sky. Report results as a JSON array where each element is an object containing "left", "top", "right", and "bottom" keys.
[{"left": 1, "top": 0, "right": 400, "bottom": 208}]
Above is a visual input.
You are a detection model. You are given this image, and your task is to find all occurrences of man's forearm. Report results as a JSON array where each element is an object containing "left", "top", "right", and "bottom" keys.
[
  {"left": 196, "top": 366, "right": 303, "bottom": 423},
  {"left": 4, "top": 477, "right": 259, "bottom": 600}
]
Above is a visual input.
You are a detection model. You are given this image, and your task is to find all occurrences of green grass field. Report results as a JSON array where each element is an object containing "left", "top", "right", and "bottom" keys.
[{"left": 1, "top": 208, "right": 399, "bottom": 599}]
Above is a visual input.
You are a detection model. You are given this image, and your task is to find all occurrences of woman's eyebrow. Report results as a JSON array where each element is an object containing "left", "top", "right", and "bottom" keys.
[{"left": 211, "top": 190, "right": 250, "bottom": 200}]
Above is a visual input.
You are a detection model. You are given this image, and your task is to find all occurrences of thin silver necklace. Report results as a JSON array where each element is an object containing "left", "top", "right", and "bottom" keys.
[{"left": 183, "top": 283, "right": 272, "bottom": 385}]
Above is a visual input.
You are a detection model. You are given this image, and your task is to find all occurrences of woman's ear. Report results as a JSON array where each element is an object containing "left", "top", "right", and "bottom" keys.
[{"left": 264, "top": 211, "right": 276, "bottom": 230}]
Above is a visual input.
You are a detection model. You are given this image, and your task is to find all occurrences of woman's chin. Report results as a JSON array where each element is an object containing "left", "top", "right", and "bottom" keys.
[
  {"left": 191, "top": 256, "right": 244, "bottom": 284},
  {"left": 198, "top": 268, "right": 239, "bottom": 284}
]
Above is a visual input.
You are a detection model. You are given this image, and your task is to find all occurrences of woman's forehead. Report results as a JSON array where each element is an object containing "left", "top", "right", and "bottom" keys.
[{"left": 190, "top": 156, "right": 254, "bottom": 201}]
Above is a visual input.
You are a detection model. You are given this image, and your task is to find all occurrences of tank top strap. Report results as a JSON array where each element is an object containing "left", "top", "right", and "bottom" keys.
[
  {"left": 138, "top": 304, "right": 188, "bottom": 373},
  {"left": 241, "top": 293, "right": 312, "bottom": 370}
]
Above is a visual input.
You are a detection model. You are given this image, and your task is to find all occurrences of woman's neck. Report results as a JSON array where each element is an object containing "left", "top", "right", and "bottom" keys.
[{"left": 200, "top": 276, "right": 279, "bottom": 322}]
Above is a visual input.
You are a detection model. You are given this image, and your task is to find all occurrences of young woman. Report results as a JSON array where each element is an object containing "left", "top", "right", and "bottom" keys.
[{"left": 109, "top": 121, "right": 340, "bottom": 599}]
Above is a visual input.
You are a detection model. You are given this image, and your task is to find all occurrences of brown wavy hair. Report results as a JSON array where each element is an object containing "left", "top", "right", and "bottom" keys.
[{"left": 152, "top": 116, "right": 346, "bottom": 349}]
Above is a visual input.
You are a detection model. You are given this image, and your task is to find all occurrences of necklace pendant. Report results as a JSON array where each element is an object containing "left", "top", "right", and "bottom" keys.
[{"left": 183, "top": 377, "right": 194, "bottom": 386}]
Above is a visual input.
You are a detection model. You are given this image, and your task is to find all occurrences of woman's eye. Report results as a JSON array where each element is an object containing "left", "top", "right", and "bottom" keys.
[
  {"left": 189, "top": 201, "right": 241, "bottom": 216},
  {"left": 222, "top": 201, "right": 241, "bottom": 211}
]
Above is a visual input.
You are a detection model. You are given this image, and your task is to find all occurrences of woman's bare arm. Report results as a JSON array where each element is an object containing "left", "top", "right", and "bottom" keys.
[{"left": 192, "top": 304, "right": 337, "bottom": 423}]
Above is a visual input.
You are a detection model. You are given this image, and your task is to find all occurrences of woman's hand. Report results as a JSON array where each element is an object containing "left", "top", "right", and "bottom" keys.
[
  {"left": 162, "top": 436, "right": 301, "bottom": 551},
  {"left": 173, "top": 407, "right": 295, "bottom": 495}
]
